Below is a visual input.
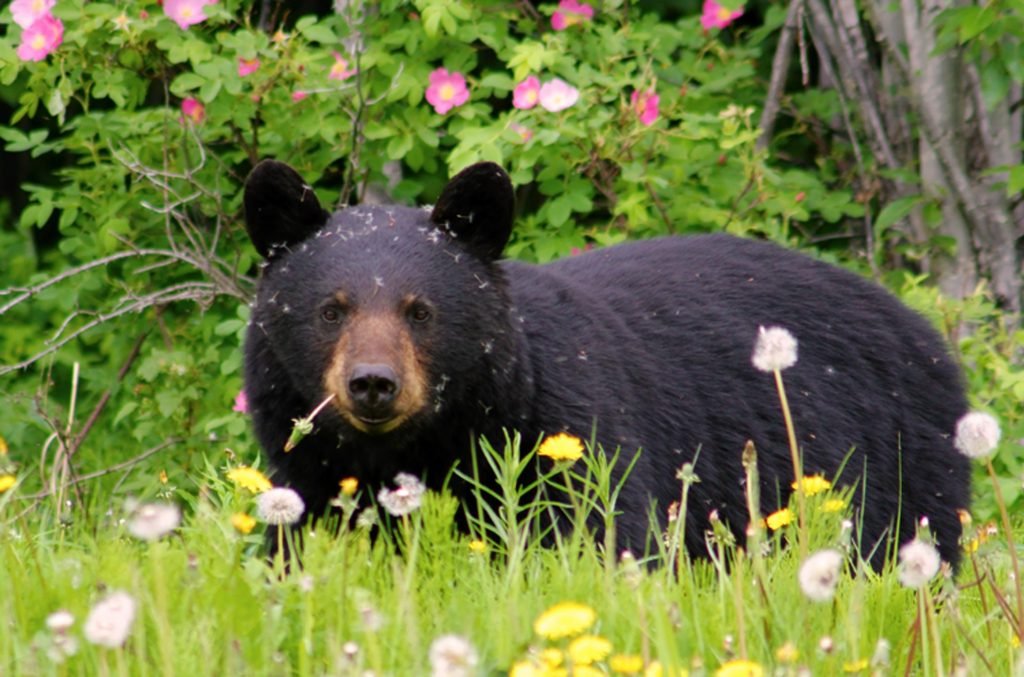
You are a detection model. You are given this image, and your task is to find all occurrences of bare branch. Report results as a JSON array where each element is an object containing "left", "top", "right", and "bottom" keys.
[
  {"left": 0, "top": 248, "right": 207, "bottom": 316},
  {"left": 757, "top": 0, "right": 803, "bottom": 151},
  {"left": 0, "top": 284, "right": 215, "bottom": 375}
]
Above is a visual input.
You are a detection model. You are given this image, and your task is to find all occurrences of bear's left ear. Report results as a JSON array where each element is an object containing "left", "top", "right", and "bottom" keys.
[
  {"left": 430, "top": 162, "right": 514, "bottom": 262},
  {"left": 244, "top": 159, "right": 330, "bottom": 258}
]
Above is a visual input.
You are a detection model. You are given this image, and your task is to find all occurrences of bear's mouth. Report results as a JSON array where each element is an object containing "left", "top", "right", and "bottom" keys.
[{"left": 348, "top": 412, "right": 407, "bottom": 435}]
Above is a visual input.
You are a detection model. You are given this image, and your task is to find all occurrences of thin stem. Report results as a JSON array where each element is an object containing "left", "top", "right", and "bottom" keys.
[
  {"left": 986, "top": 458, "right": 1024, "bottom": 640},
  {"left": 774, "top": 369, "right": 807, "bottom": 559}
]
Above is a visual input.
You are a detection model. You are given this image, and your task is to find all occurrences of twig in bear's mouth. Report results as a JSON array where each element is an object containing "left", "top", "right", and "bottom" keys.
[{"left": 284, "top": 394, "right": 335, "bottom": 453}]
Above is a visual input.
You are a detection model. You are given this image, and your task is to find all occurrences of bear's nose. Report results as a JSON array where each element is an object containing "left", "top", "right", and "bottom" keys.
[{"left": 348, "top": 364, "right": 400, "bottom": 410}]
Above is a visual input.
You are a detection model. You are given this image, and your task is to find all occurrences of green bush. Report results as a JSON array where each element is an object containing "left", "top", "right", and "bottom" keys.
[{"left": 0, "top": 0, "right": 1019, "bottom": 517}]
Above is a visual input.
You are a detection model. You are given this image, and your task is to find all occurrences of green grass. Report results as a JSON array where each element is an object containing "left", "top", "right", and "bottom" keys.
[{"left": 0, "top": 435, "right": 1021, "bottom": 677}]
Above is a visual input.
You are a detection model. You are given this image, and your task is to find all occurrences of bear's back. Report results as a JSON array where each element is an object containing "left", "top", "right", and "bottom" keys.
[{"left": 501, "top": 233, "right": 969, "bottom": 564}]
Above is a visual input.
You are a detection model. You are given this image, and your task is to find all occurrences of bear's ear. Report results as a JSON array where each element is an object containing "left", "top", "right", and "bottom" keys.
[
  {"left": 430, "top": 162, "right": 514, "bottom": 262},
  {"left": 244, "top": 160, "right": 330, "bottom": 258}
]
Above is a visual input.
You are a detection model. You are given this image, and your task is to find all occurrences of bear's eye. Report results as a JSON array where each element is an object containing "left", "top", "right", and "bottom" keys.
[
  {"left": 408, "top": 303, "right": 432, "bottom": 324},
  {"left": 321, "top": 306, "right": 344, "bottom": 324}
]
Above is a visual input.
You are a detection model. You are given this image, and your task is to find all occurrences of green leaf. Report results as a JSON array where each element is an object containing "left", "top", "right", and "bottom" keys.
[
  {"left": 113, "top": 402, "right": 139, "bottom": 427},
  {"left": 874, "top": 195, "right": 923, "bottom": 234},
  {"left": 299, "top": 23, "right": 339, "bottom": 45},
  {"left": 171, "top": 73, "right": 206, "bottom": 94},
  {"left": 386, "top": 134, "right": 414, "bottom": 160},
  {"left": 1008, "top": 165, "right": 1024, "bottom": 196}
]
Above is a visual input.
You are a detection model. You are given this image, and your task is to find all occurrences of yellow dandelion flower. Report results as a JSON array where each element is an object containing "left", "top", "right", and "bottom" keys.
[
  {"left": 509, "top": 659, "right": 542, "bottom": 677},
  {"left": 572, "top": 666, "right": 604, "bottom": 677},
  {"left": 0, "top": 474, "right": 16, "bottom": 493},
  {"left": 540, "top": 648, "right": 564, "bottom": 668},
  {"left": 792, "top": 475, "right": 831, "bottom": 496},
  {"left": 843, "top": 658, "right": 869, "bottom": 673},
  {"left": 568, "top": 635, "right": 612, "bottom": 666},
  {"left": 821, "top": 498, "right": 847, "bottom": 513},
  {"left": 1011, "top": 632, "right": 1020, "bottom": 649},
  {"left": 644, "top": 662, "right": 688, "bottom": 677},
  {"left": 610, "top": 654, "right": 645, "bottom": 673},
  {"left": 0, "top": 435, "right": 8, "bottom": 455},
  {"left": 340, "top": 477, "right": 359, "bottom": 496},
  {"left": 231, "top": 512, "right": 257, "bottom": 534},
  {"left": 468, "top": 539, "right": 488, "bottom": 554},
  {"left": 775, "top": 642, "right": 799, "bottom": 664},
  {"left": 764, "top": 508, "right": 794, "bottom": 531},
  {"left": 715, "top": 659, "right": 764, "bottom": 677},
  {"left": 533, "top": 601, "right": 596, "bottom": 640},
  {"left": 538, "top": 433, "right": 585, "bottom": 462},
  {"left": 227, "top": 466, "right": 272, "bottom": 493},
  {"left": 159, "top": 469, "right": 169, "bottom": 485}
]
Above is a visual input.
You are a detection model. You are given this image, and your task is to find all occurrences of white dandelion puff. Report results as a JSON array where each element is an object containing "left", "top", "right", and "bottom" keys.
[
  {"left": 256, "top": 487, "right": 306, "bottom": 525},
  {"left": 377, "top": 473, "right": 426, "bottom": 517},
  {"left": 752, "top": 325, "right": 798, "bottom": 372},
  {"left": 798, "top": 549, "right": 843, "bottom": 602},
  {"left": 46, "top": 610, "right": 75, "bottom": 633},
  {"left": 898, "top": 539, "right": 941, "bottom": 588},
  {"left": 953, "top": 412, "right": 1001, "bottom": 459},
  {"left": 126, "top": 502, "right": 181, "bottom": 541},
  {"left": 83, "top": 591, "right": 136, "bottom": 649},
  {"left": 429, "top": 634, "right": 479, "bottom": 677}
]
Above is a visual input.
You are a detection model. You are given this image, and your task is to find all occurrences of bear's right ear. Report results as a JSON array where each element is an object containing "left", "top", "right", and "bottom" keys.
[{"left": 244, "top": 160, "right": 330, "bottom": 258}]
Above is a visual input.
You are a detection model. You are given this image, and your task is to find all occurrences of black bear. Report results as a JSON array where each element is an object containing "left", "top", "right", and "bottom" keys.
[{"left": 242, "top": 160, "right": 971, "bottom": 567}]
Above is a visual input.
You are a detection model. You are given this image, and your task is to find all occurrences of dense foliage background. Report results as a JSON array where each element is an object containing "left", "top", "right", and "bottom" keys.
[
  {"left": 2, "top": 0, "right": 1021, "bottom": 517},
  {"left": 1, "top": 1, "right": 1024, "bottom": 674}
]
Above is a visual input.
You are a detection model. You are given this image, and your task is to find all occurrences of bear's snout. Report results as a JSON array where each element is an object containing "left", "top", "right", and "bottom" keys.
[
  {"left": 321, "top": 310, "right": 429, "bottom": 435},
  {"left": 348, "top": 363, "right": 401, "bottom": 415}
]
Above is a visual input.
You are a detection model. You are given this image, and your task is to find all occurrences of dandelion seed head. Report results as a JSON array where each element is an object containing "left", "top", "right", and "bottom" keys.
[
  {"left": 953, "top": 411, "right": 1001, "bottom": 459},
  {"left": 428, "top": 634, "right": 478, "bottom": 677},
  {"left": 898, "top": 539, "right": 941, "bottom": 588},
  {"left": 46, "top": 610, "right": 75, "bottom": 633},
  {"left": 83, "top": 591, "right": 136, "bottom": 649},
  {"left": 126, "top": 501, "right": 181, "bottom": 541},
  {"left": 751, "top": 325, "right": 798, "bottom": 372},
  {"left": 377, "top": 473, "right": 426, "bottom": 517},
  {"left": 798, "top": 549, "right": 843, "bottom": 602},
  {"left": 256, "top": 487, "right": 305, "bottom": 525}
]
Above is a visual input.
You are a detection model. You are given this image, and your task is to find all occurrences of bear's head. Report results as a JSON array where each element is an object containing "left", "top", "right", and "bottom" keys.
[{"left": 243, "top": 160, "right": 518, "bottom": 439}]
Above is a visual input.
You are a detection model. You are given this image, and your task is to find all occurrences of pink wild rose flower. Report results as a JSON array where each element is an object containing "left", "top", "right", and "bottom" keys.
[
  {"left": 513, "top": 76, "right": 541, "bottom": 110},
  {"left": 291, "top": 90, "right": 308, "bottom": 103},
  {"left": 232, "top": 390, "right": 249, "bottom": 414},
  {"left": 164, "top": 0, "right": 216, "bottom": 30},
  {"left": 329, "top": 52, "right": 356, "bottom": 81},
  {"left": 538, "top": 78, "right": 579, "bottom": 112},
  {"left": 237, "top": 57, "right": 260, "bottom": 77},
  {"left": 510, "top": 122, "right": 533, "bottom": 143},
  {"left": 181, "top": 97, "right": 205, "bottom": 124},
  {"left": 701, "top": 0, "right": 744, "bottom": 30},
  {"left": 631, "top": 88, "right": 660, "bottom": 126},
  {"left": 16, "top": 14, "right": 63, "bottom": 62},
  {"left": 425, "top": 68, "right": 469, "bottom": 115},
  {"left": 11, "top": 0, "right": 56, "bottom": 29},
  {"left": 551, "top": 0, "right": 594, "bottom": 31}
]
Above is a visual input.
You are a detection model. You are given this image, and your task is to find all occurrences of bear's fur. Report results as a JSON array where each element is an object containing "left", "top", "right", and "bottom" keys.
[{"left": 242, "top": 160, "right": 971, "bottom": 567}]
